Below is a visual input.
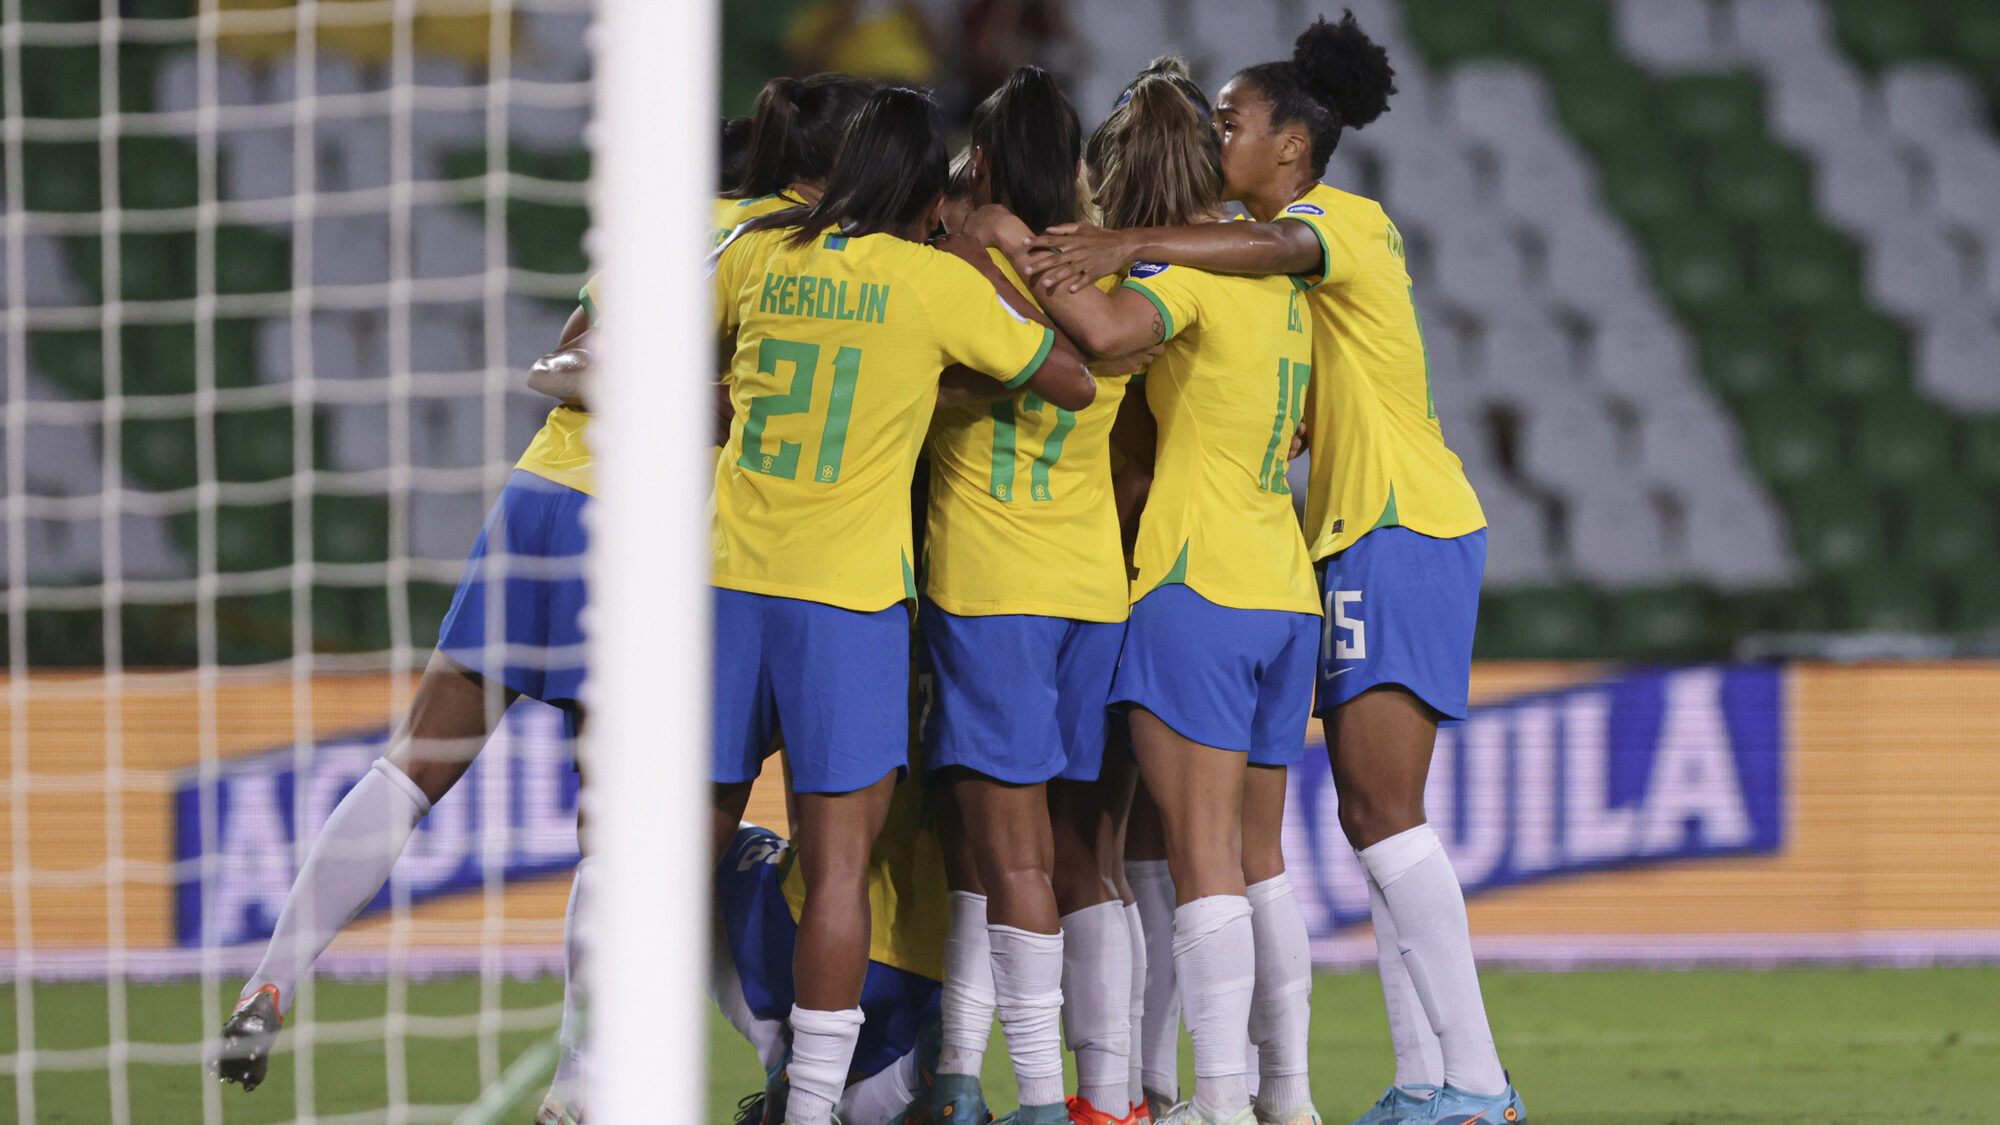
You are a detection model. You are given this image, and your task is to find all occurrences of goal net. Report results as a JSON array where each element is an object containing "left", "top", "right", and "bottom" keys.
[{"left": 0, "top": 1, "right": 631, "bottom": 1120}]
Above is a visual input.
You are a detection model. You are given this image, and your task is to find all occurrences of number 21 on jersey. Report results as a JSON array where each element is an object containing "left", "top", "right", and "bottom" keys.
[{"left": 737, "top": 337, "right": 861, "bottom": 483}]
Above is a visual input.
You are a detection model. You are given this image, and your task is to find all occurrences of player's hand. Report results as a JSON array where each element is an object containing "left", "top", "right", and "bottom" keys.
[
  {"left": 1290, "top": 420, "right": 1309, "bottom": 460},
  {"left": 1090, "top": 345, "right": 1163, "bottom": 379},
  {"left": 1025, "top": 222, "right": 1133, "bottom": 294},
  {"left": 212, "top": 985, "right": 282, "bottom": 1092},
  {"left": 961, "top": 203, "right": 1032, "bottom": 253}
]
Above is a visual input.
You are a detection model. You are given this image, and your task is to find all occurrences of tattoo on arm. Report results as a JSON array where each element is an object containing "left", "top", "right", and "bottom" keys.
[{"left": 1149, "top": 312, "right": 1164, "bottom": 344}]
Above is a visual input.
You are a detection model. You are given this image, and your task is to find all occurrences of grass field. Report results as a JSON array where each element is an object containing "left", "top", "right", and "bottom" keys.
[{"left": 2, "top": 968, "right": 1996, "bottom": 1123}]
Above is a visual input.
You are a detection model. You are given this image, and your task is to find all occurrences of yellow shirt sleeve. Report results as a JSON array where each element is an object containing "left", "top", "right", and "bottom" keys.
[
  {"left": 1119, "top": 261, "right": 1202, "bottom": 342},
  {"left": 578, "top": 275, "right": 601, "bottom": 323},
  {"left": 921, "top": 250, "right": 1055, "bottom": 389},
  {"left": 1277, "top": 199, "right": 1365, "bottom": 289},
  {"left": 711, "top": 229, "right": 753, "bottom": 338}
]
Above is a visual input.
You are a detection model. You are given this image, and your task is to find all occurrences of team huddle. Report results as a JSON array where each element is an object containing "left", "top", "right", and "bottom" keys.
[{"left": 209, "top": 10, "right": 1523, "bottom": 1125}]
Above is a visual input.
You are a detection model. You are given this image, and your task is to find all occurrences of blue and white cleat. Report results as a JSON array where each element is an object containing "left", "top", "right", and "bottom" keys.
[
  {"left": 995, "top": 1103, "right": 1069, "bottom": 1125},
  {"left": 1153, "top": 1101, "right": 1257, "bottom": 1125},
  {"left": 1346, "top": 1084, "right": 1438, "bottom": 1125},
  {"left": 920, "top": 1072, "right": 993, "bottom": 1125},
  {"left": 1418, "top": 1078, "right": 1524, "bottom": 1125}
]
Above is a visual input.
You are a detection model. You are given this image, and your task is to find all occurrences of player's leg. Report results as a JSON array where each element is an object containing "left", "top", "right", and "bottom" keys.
[
  {"left": 1240, "top": 767, "right": 1314, "bottom": 1125},
  {"left": 934, "top": 788, "right": 998, "bottom": 1120},
  {"left": 1124, "top": 779, "right": 1179, "bottom": 1117},
  {"left": 1050, "top": 770, "right": 1135, "bottom": 1124}
]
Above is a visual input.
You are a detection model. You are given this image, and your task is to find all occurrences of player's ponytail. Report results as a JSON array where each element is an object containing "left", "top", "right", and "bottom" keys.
[
  {"left": 1236, "top": 10, "right": 1396, "bottom": 177},
  {"left": 971, "top": 65, "right": 1082, "bottom": 235},
  {"left": 746, "top": 86, "right": 949, "bottom": 248},
  {"left": 1086, "top": 73, "right": 1223, "bottom": 231},
  {"left": 729, "top": 73, "right": 877, "bottom": 199}
]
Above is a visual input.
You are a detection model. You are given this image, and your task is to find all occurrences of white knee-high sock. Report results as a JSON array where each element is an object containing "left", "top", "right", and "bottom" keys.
[
  {"left": 990, "top": 924, "right": 1067, "bottom": 1108},
  {"left": 243, "top": 759, "right": 430, "bottom": 1015},
  {"left": 838, "top": 1047, "right": 924, "bottom": 1125},
  {"left": 939, "top": 891, "right": 995, "bottom": 1076},
  {"left": 1357, "top": 826, "right": 1505, "bottom": 1097},
  {"left": 1172, "top": 895, "right": 1256, "bottom": 1120},
  {"left": 1124, "top": 901, "right": 1147, "bottom": 1110},
  {"left": 1246, "top": 873, "right": 1314, "bottom": 1117},
  {"left": 786, "top": 1005, "right": 865, "bottom": 1125},
  {"left": 549, "top": 859, "right": 598, "bottom": 1107},
  {"left": 1060, "top": 901, "right": 1133, "bottom": 1110},
  {"left": 1365, "top": 872, "right": 1442, "bottom": 1093},
  {"left": 1125, "top": 859, "right": 1181, "bottom": 1103}
]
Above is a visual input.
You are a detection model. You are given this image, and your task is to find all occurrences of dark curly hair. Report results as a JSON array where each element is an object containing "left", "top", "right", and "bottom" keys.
[{"left": 1234, "top": 11, "right": 1395, "bottom": 177}]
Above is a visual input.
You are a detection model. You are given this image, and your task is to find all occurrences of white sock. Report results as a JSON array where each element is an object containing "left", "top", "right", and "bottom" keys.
[
  {"left": 708, "top": 875, "right": 786, "bottom": 1071},
  {"left": 1366, "top": 872, "right": 1442, "bottom": 1092},
  {"left": 939, "top": 891, "right": 995, "bottom": 1076},
  {"left": 786, "top": 1005, "right": 864, "bottom": 1125},
  {"left": 1060, "top": 901, "right": 1133, "bottom": 1111},
  {"left": 837, "top": 1047, "right": 924, "bottom": 1125},
  {"left": 1171, "top": 895, "right": 1255, "bottom": 1119},
  {"left": 243, "top": 759, "right": 430, "bottom": 1015},
  {"left": 1125, "top": 859, "right": 1181, "bottom": 1104},
  {"left": 1357, "top": 826, "right": 1506, "bottom": 1097},
  {"left": 549, "top": 859, "right": 596, "bottom": 1108},
  {"left": 990, "top": 924, "right": 1067, "bottom": 1108},
  {"left": 1124, "top": 901, "right": 1148, "bottom": 1110},
  {"left": 1247, "top": 873, "right": 1314, "bottom": 1116}
]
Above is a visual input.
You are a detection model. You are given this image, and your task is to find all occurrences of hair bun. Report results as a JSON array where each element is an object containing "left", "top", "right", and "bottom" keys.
[{"left": 1292, "top": 10, "right": 1395, "bottom": 130}]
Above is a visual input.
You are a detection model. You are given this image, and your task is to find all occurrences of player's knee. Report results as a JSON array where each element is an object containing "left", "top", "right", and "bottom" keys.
[{"left": 1337, "top": 793, "right": 1424, "bottom": 851}]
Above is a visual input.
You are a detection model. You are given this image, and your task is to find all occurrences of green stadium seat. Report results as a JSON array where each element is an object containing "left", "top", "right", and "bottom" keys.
[
  {"left": 1659, "top": 75, "right": 1765, "bottom": 144},
  {"left": 1742, "top": 395, "right": 1839, "bottom": 486},
  {"left": 407, "top": 581, "right": 457, "bottom": 650},
  {"left": 1647, "top": 220, "right": 1748, "bottom": 311},
  {"left": 1784, "top": 481, "right": 1888, "bottom": 574},
  {"left": 1961, "top": 416, "right": 2000, "bottom": 486},
  {"left": 1853, "top": 399, "right": 1953, "bottom": 487},
  {"left": 214, "top": 407, "right": 296, "bottom": 484},
  {"left": 1799, "top": 310, "right": 1909, "bottom": 398},
  {"left": 120, "top": 137, "right": 199, "bottom": 211},
  {"left": 1704, "top": 144, "right": 1812, "bottom": 225},
  {"left": 27, "top": 330, "right": 105, "bottom": 399},
  {"left": 212, "top": 504, "right": 294, "bottom": 574},
  {"left": 1828, "top": 566, "right": 1941, "bottom": 633},
  {"left": 1942, "top": 0, "right": 2000, "bottom": 73},
  {"left": 1603, "top": 586, "right": 1713, "bottom": 660},
  {"left": 509, "top": 202, "right": 590, "bottom": 276},
  {"left": 1508, "top": 0, "right": 1611, "bottom": 62},
  {"left": 313, "top": 495, "right": 391, "bottom": 565},
  {"left": 1695, "top": 311, "right": 1797, "bottom": 400},
  {"left": 1721, "top": 587, "right": 1832, "bottom": 636},
  {"left": 1952, "top": 572, "right": 2000, "bottom": 634},
  {"left": 1899, "top": 483, "right": 1999, "bottom": 578},
  {"left": 17, "top": 47, "right": 100, "bottom": 119},
  {"left": 1402, "top": 0, "right": 1506, "bottom": 66},
  {"left": 21, "top": 142, "right": 99, "bottom": 213},
  {"left": 1832, "top": 0, "right": 1930, "bottom": 69},
  {"left": 122, "top": 418, "right": 198, "bottom": 491},
  {"left": 1596, "top": 145, "right": 1696, "bottom": 228},
  {"left": 1476, "top": 586, "right": 1601, "bottom": 659},
  {"left": 215, "top": 591, "right": 293, "bottom": 665},
  {"left": 120, "top": 603, "right": 197, "bottom": 667},
  {"left": 312, "top": 586, "right": 391, "bottom": 654},
  {"left": 215, "top": 226, "right": 292, "bottom": 295},
  {"left": 1756, "top": 222, "right": 1862, "bottom": 309},
  {"left": 1547, "top": 58, "right": 1653, "bottom": 152}
]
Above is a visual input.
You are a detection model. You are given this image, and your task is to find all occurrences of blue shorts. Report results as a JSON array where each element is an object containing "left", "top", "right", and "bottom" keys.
[
  {"left": 717, "top": 826, "right": 941, "bottom": 1080},
  {"left": 436, "top": 470, "right": 589, "bottom": 707},
  {"left": 1108, "top": 585, "right": 1318, "bottom": 766},
  {"left": 920, "top": 601, "right": 1125, "bottom": 784},
  {"left": 713, "top": 589, "right": 911, "bottom": 794},
  {"left": 1315, "top": 527, "right": 1486, "bottom": 722}
]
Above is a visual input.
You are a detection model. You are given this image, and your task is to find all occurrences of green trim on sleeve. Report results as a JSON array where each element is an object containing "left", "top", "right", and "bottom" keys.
[
  {"left": 1002, "top": 326, "right": 1056, "bottom": 389},
  {"left": 1119, "top": 279, "right": 1177, "bottom": 341},
  {"left": 578, "top": 282, "right": 599, "bottom": 322},
  {"left": 1276, "top": 216, "right": 1332, "bottom": 292}
]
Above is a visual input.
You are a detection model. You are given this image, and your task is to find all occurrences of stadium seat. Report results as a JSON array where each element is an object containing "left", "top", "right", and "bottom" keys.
[
  {"left": 413, "top": 204, "right": 492, "bottom": 279},
  {"left": 1726, "top": 0, "right": 1839, "bottom": 69},
  {"left": 119, "top": 136, "right": 199, "bottom": 211},
  {"left": 1784, "top": 481, "right": 1888, "bottom": 574},
  {"left": 1659, "top": 74, "right": 1766, "bottom": 143},
  {"left": 21, "top": 141, "right": 100, "bottom": 213},
  {"left": 1474, "top": 313, "right": 1576, "bottom": 402},
  {"left": 313, "top": 494, "right": 391, "bottom": 565},
  {"left": 1634, "top": 394, "right": 1747, "bottom": 491},
  {"left": 1799, "top": 309, "right": 1909, "bottom": 398},
  {"left": 1402, "top": 0, "right": 1505, "bottom": 67},
  {"left": 1477, "top": 584, "right": 1602, "bottom": 658},
  {"left": 1428, "top": 220, "right": 1536, "bottom": 312},
  {"left": 1830, "top": 0, "right": 1930, "bottom": 70},
  {"left": 409, "top": 302, "right": 482, "bottom": 374},
  {"left": 408, "top": 486, "right": 489, "bottom": 564},
  {"left": 1515, "top": 398, "right": 1624, "bottom": 493},
  {"left": 1545, "top": 215, "right": 1656, "bottom": 316},
  {"left": 1861, "top": 221, "right": 1971, "bottom": 320},
  {"left": 1763, "top": 57, "right": 1872, "bottom": 155},
  {"left": 1952, "top": 571, "right": 2000, "bottom": 634},
  {"left": 1603, "top": 584, "right": 1713, "bottom": 658},
  {"left": 1928, "top": 140, "right": 2000, "bottom": 234},
  {"left": 1695, "top": 310, "right": 1797, "bottom": 401},
  {"left": 1442, "top": 62, "right": 1555, "bottom": 142},
  {"left": 1829, "top": 565, "right": 1941, "bottom": 633},
  {"left": 1596, "top": 142, "right": 1698, "bottom": 228},
  {"left": 1613, "top": 0, "right": 1728, "bottom": 75},
  {"left": 1566, "top": 482, "right": 1685, "bottom": 585},
  {"left": 410, "top": 396, "right": 490, "bottom": 470},
  {"left": 215, "top": 226, "right": 292, "bottom": 295},
  {"left": 1589, "top": 313, "right": 1700, "bottom": 403},
  {"left": 1810, "top": 147, "right": 1920, "bottom": 239},
  {"left": 1705, "top": 143, "right": 1812, "bottom": 225},
  {"left": 1959, "top": 416, "right": 2000, "bottom": 485},
  {"left": 1495, "top": 133, "right": 1600, "bottom": 223},
  {"left": 1378, "top": 141, "right": 1480, "bottom": 224},
  {"left": 1899, "top": 483, "right": 1998, "bottom": 578},
  {"left": 214, "top": 406, "right": 297, "bottom": 484},
  {"left": 257, "top": 311, "right": 384, "bottom": 384},
  {"left": 1742, "top": 395, "right": 1839, "bottom": 486},
  {"left": 311, "top": 214, "right": 394, "bottom": 287},
  {"left": 1647, "top": 219, "right": 1749, "bottom": 310},
  {"left": 1722, "top": 584, "right": 1832, "bottom": 635},
  {"left": 1682, "top": 478, "right": 1800, "bottom": 589},
  {"left": 1941, "top": 0, "right": 2000, "bottom": 74},
  {"left": 1545, "top": 55, "right": 1654, "bottom": 150},
  {"left": 1509, "top": 0, "right": 1612, "bottom": 63},
  {"left": 319, "top": 402, "right": 390, "bottom": 473},
  {"left": 3, "top": 235, "right": 87, "bottom": 310},
  {"left": 1879, "top": 63, "right": 1988, "bottom": 144},
  {"left": 1853, "top": 399, "right": 1954, "bottom": 487},
  {"left": 1756, "top": 220, "right": 1862, "bottom": 309},
  {"left": 27, "top": 329, "right": 104, "bottom": 398}
]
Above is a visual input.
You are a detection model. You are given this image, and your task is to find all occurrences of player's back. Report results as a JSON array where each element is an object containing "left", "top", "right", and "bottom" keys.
[{"left": 710, "top": 191, "right": 804, "bottom": 251}]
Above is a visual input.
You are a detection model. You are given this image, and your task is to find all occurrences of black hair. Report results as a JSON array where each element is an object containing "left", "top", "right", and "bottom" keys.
[
  {"left": 1117, "top": 55, "right": 1212, "bottom": 120},
  {"left": 1235, "top": 11, "right": 1395, "bottom": 177},
  {"left": 970, "top": 65, "right": 1082, "bottom": 234},
  {"left": 743, "top": 87, "right": 949, "bottom": 249},
  {"left": 719, "top": 115, "right": 754, "bottom": 193},
  {"left": 727, "top": 73, "right": 878, "bottom": 199}
]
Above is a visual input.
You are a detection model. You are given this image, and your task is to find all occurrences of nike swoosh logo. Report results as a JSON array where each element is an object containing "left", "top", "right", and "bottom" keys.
[{"left": 1326, "top": 667, "right": 1354, "bottom": 678}]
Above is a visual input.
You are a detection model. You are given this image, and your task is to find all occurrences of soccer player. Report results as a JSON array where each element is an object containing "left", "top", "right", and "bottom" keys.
[
  {"left": 978, "top": 70, "right": 1321, "bottom": 1125},
  {"left": 920, "top": 66, "right": 1146, "bottom": 1125},
  {"left": 212, "top": 288, "right": 599, "bottom": 1095},
  {"left": 714, "top": 73, "right": 878, "bottom": 248},
  {"left": 708, "top": 85, "right": 1095, "bottom": 1125},
  {"left": 1023, "top": 15, "right": 1524, "bottom": 1125}
]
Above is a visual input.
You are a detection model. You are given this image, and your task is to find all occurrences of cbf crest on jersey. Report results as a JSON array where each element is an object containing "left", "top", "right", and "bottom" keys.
[
  {"left": 1129, "top": 260, "right": 1170, "bottom": 278},
  {"left": 1284, "top": 202, "right": 1326, "bottom": 216}
]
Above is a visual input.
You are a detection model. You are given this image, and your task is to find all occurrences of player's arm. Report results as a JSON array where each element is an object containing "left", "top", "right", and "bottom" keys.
[
  {"left": 527, "top": 305, "right": 594, "bottom": 407},
  {"left": 1109, "top": 390, "right": 1156, "bottom": 554},
  {"left": 1020, "top": 218, "right": 1322, "bottom": 294},
  {"left": 973, "top": 207, "right": 1175, "bottom": 359},
  {"left": 930, "top": 231, "right": 1096, "bottom": 411}
]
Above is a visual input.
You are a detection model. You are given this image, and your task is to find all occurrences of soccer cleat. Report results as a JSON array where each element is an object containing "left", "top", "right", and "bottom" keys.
[
  {"left": 1416, "top": 1078, "right": 1524, "bottom": 1125},
  {"left": 761, "top": 1050, "right": 793, "bottom": 1125},
  {"left": 1142, "top": 1090, "right": 1178, "bottom": 1123},
  {"left": 212, "top": 984, "right": 282, "bottom": 1092},
  {"left": 1255, "top": 1104, "right": 1323, "bottom": 1125},
  {"left": 1152, "top": 1100, "right": 1257, "bottom": 1125},
  {"left": 996, "top": 1103, "right": 1069, "bottom": 1125},
  {"left": 1346, "top": 1085, "right": 1438, "bottom": 1125},
  {"left": 536, "top": 1095, "right": 584, "bottom": 1125},
  {"left": 918, "top": 1072, "right": 993, "bottom": 1125},
  {"left": 733, "top": 1090, "right": 770, "bottom": 1125},
  {"left": 1067, "top": 1095, "right": 1126, "bottom": 1125},
  {"left": 890, "top": 1018, "right": 946, "bottom": 1125},
  {"left": 1126, "top": 1103, "right": 1154, "bottom": 1125}
]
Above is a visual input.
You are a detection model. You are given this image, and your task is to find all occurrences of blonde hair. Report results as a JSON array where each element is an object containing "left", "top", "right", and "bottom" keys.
[{"left": 1085, "top": 69, "right": 1224, "bottom": 230}]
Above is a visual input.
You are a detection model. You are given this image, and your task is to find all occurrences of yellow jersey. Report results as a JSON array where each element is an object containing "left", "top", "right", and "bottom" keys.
[
  {"left": 922, "top": 250, "right": 1130, "bottom": 621},
  {"left": 712, "top": 192, "right": 806, "bottom": 251},
  {"left": 1279, "top": 183, "right": 1485, "bottom": 558},
  {"left": 711, "top": 225, "right": 1057, "bottom": 612},
  {"left": 780, "top": 766, "right": 948, "bottom": 980},
  {"left": 513, "top": 275, "right": 597, "bottom": 495},
  {"left": 1121, "top": 260, "right": 1320, "bottom": 615}
]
